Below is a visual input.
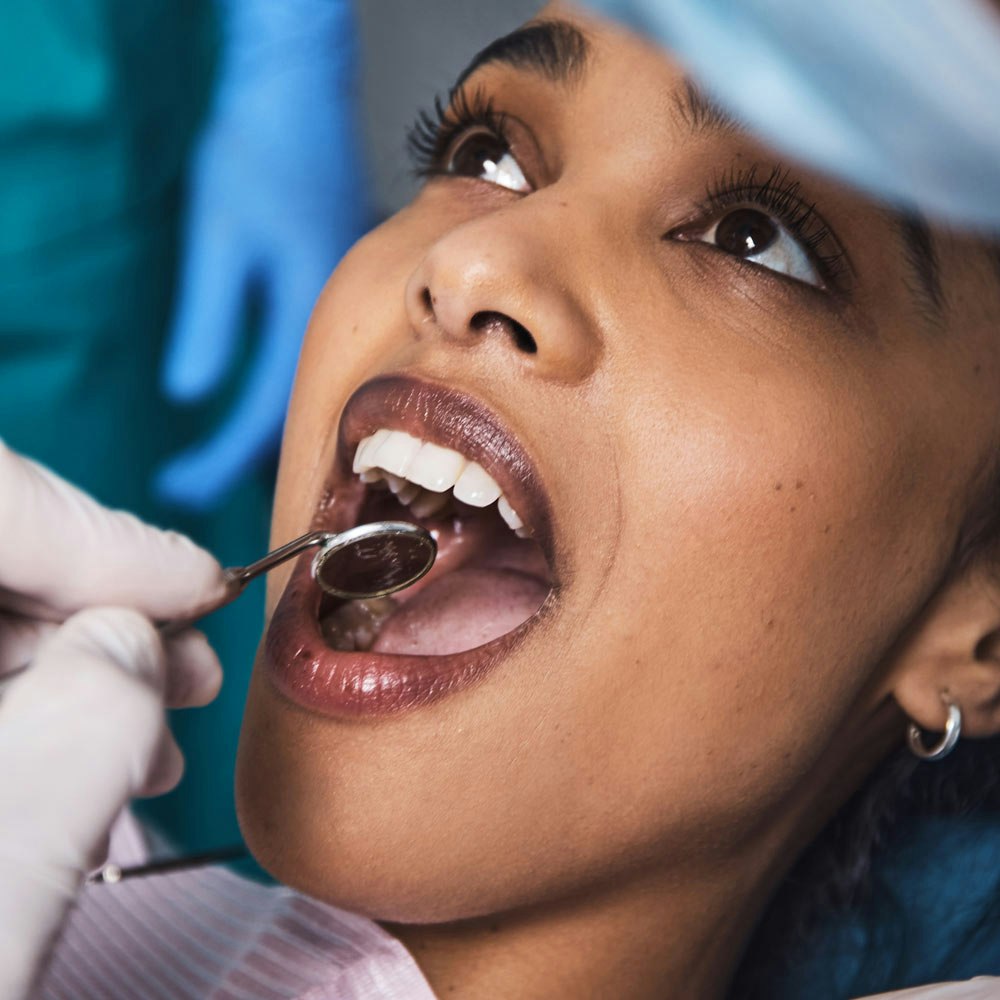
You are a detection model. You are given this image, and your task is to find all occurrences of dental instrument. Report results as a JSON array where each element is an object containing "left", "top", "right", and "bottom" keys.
[
  {"left": 161, "top": 520, "right": 438, "bottom": 638},
  {"left": 1, "top": 519, "right": 437, "bottom": 691}
]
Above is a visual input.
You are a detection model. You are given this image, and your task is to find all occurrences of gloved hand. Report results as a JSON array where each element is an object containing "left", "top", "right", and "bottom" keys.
[
  {"left": 0, "top": 440, "right": 227, "bottom": 999},
  {"left": 157, "top": 0, "right": 372, "bottom": 511},
  {"left": 584, "top": 0, "right": 1000, "bottom": 230}
]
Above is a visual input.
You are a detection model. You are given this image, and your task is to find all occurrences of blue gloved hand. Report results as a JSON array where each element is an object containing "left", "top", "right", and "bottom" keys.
[
  {"left": 584, "top": 0, "right": 1000, "bottom": 231},
  {"left": 157, "top": 0, "right": 372, "bottom": 511}
]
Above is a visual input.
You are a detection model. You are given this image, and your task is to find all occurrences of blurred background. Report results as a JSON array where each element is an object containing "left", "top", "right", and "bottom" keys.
[
  {"left": 0, "top": 0, "right": 536, "bottom": 863},
  {"left": 360, "top": 1, "right": 539, "bottom": 219}
]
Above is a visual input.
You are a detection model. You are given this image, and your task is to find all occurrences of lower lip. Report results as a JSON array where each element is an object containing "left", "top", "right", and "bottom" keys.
[{"left": 263, "top": 558, "right": 540, "bottom": 718}]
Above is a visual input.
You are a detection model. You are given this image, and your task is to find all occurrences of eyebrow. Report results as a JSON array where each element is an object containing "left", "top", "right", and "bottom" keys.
[
  {"left": 888, "top": 210, "right": 945, "bottom": 317},
  {"left": 674, "top": 76, "right": 746, "bottom": 136},
  {"left": 456, "top": 19, "right": 744, "bottom": 143},
  {"left": 453, "top": 19, "right": 590, "bottom": 91}
]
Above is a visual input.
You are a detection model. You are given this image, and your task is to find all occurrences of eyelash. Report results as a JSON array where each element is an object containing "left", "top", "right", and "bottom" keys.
[
  {"left": 407, "top": 88, "right": 509, "bottom": 180},
  {"left": 695, "top": 164, "right": 849, "bottom": 290},
  {"left": 406, "top": 96, "right": 849, "bottom": 291}
]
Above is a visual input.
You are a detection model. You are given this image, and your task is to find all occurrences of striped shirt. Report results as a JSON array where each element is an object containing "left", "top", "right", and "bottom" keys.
[{"left": 36, "top": 813, "right": 436, "bottom": 999}]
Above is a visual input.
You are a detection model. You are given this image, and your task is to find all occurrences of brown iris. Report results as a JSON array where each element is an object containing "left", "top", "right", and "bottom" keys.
[
  {"left": 449, "top": 129, "right": 509, "bottom": 178},
  {"left": 714, "top": 208, "right": 777, "bottom": 257}
]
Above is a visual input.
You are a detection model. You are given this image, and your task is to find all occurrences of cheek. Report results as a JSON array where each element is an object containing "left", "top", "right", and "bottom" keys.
[{"left": 581, "top": 358, "right": 941, "bottom": 838}]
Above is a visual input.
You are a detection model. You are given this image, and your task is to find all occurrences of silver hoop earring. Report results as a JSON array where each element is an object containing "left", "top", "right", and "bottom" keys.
[{"left": 907, "top": 700, "right": 961, "bottom": 762}]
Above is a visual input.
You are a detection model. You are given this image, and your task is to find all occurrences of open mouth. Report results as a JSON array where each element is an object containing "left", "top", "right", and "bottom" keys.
[
  {"left": 320, "top": 428, "right": 553, "bottom": 655},
  {"left": 263, "top": 376, "right": 558, "bottom": 717}
]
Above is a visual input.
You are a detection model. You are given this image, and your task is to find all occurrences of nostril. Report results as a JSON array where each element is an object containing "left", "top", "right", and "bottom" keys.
[
  {"left": 470, "top": 310, "right": 538, "bottom": 355},
  {"left": 509, "top": 320, "right": 538, "bottom": 354},
  {"left": 421, "top": 287, "right": 434, "bottom": 316}
]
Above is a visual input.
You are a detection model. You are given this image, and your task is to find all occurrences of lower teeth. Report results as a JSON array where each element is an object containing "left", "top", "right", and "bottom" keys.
[{"left": 320, "top": 596, "right": 398, "bottom": 652}]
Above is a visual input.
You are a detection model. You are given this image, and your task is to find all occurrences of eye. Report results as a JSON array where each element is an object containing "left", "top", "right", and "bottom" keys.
[
  {"left": 687, "top": 207, "right": 823, "bottom": 288},
  {"left": 446, "top": 128, "right": 530, "bottom": 193}
]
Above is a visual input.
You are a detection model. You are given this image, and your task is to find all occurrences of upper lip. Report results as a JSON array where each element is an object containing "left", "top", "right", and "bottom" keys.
[{"left": 329, "top": 374, "right": 556, "bottom": 562}]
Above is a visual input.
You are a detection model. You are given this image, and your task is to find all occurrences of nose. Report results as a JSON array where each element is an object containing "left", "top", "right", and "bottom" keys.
[{"left": 403, "top": 203, "right": 599, "bottom": 383}]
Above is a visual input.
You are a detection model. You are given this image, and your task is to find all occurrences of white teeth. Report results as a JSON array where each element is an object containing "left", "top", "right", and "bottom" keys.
[
  {"left": 409, "top": 488, "right": 450, "bottom": 518},
  {"left": 371, "top": 430, "right": 422, "bottom": 478},
  {"left": 352, "top": 429, "right": 528, "bottom": 536},
  {"left": 453, "top": 461, "right": 502, "bottom": 508},
  {"left": 497, "top": 495, "right": 523, "bottom": 532},
  {"left": 353, "top": 429, "right": 390, "bottom": 474},
  {"left": 406, "top": 442, "right": 466, "bottom": 493},
  {"left": 385, "top": 473, "right": 420, "bottom": 505}
]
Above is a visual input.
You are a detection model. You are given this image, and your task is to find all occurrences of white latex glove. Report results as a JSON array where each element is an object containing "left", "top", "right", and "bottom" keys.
[
  {"left": 0, "top": 440, "right": 227, "bottom": 999},
  {"left": 859, "top": 979, "right": 1000, "bottom": 999}
]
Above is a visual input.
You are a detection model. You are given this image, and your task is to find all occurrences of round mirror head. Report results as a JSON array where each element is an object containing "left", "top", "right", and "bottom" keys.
[{"left": 311, "top": 521, "right": 437, "bottom": 599}]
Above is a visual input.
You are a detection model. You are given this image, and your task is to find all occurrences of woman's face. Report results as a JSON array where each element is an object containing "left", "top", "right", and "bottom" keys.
[{"left": 237, "top": 5, "right": 1000, "bottom": 924}]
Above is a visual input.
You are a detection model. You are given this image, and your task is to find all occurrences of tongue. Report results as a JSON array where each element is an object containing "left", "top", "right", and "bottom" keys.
[{"left": 371, "top": 568, "right": 549, "bottom": 656}]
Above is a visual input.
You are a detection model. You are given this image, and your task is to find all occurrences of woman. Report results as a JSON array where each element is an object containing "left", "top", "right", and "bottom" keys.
[
  {"left": 18, "top": 3, "right": 1000, "bottom": 997},
  {"left": 238, "top": 2, "right": 1000, "bottom": 994}
]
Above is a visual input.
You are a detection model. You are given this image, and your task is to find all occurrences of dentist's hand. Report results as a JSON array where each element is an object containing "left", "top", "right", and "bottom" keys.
[
  {"left": 157, "top": 0, "right": 371, "bottom": 510},
  {"left": 0, "top": 441, "right": 227, "bottom": 999}
]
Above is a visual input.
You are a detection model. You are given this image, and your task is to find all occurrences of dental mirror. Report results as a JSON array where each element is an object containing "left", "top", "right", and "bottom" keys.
[
  {"left": 224, "top": 520, "right": 436, "bottom": 598},
  {"left": 160, "top": 520, "right": 436, "bottom": 637},
  {"left": 309, "top": 521, "right": 438, "bottom": 599}
]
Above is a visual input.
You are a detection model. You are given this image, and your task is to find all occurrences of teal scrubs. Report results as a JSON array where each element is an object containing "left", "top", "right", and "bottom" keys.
[{"left": 0, "top": 0, "right": 270, "bottom": 860}]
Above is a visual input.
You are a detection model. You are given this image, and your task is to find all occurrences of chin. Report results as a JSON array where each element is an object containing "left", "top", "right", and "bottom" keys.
[{"left": 235, "top": 661, "right": 542, "bottom": 925}]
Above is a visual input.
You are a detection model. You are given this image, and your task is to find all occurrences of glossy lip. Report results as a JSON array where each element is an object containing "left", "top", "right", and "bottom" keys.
[{"left": 264, "top": 374, "right": 559, "bottom": 718}]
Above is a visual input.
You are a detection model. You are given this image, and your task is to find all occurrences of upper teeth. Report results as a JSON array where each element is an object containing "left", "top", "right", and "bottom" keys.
[{"left": 352, "top": 429, "right": 527, "bottom": 535}]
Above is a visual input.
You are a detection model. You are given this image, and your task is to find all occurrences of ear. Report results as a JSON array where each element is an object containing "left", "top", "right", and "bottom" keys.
[{"left": 888, "top": 565, "right": 1000, "bottom": 738}]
